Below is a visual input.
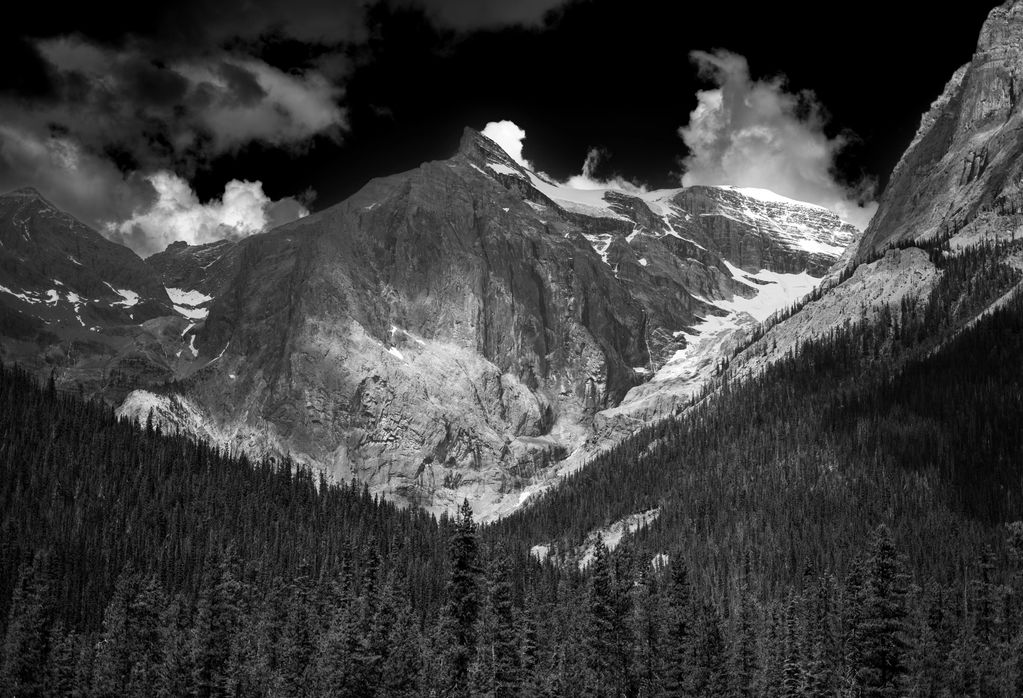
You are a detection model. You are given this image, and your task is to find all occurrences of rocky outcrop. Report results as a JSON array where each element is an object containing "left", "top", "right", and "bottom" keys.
[
  {"left": 147, "top": 239, "right": 239, "bottom": 297},
  {"left": 857, "top": 0, "right": 1023, "bottom": 256}
]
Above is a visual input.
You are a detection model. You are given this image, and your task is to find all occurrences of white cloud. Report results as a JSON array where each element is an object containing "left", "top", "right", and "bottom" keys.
[
  {"left": 32, "top": 37, "right": 346, "bottom": 160},
  {"left": 679, "top": 50, "right": 877, "bottom": 230},
  {"left": 482, "top": 121, "right": 648, "bottom": 194},
  {"left": 106, "top": 172, "right": 308, "bottom": 256},
  {"left": 565, "top": 147, "right": 647, "bottom": 194},
  {"left": 482, "top": 120, "right": 532, "bottom": 169},
  {"left": 175, "top": 57, "right": 345, "bottom": 152}
]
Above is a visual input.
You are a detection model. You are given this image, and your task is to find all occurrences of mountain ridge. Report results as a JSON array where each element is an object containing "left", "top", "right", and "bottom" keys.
[{"left": 0, "top": 129, "right": 858, "bottom": 518}]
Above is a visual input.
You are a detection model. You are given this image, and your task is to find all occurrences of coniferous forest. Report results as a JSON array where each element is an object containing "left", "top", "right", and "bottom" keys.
[{"left": 3, "top": 241, "right": 1023, "bottom": 696}]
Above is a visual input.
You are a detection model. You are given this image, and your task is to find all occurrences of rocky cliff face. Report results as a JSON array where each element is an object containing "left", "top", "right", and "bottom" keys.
[
  {"left": 711, "top": 0, "right": 1023, "bottom": 434},
  {"left": 857, "top": 0, "right": 1023, "bottom": 257},
  {"left": 0, "top": 128, "right": 857, "bottom": 518}
]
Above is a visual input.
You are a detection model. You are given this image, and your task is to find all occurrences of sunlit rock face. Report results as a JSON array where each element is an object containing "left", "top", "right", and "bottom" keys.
[
  {"left": 857, "top": 0, "right": 1023, "bottom": 257},
  {"left": 0, "top": 129, "right": 856, "bottom": 519}
]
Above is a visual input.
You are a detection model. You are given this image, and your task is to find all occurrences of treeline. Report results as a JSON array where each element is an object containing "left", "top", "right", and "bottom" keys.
[{"left": 3, "top": 237, "right": 1023, "bottom": 695}]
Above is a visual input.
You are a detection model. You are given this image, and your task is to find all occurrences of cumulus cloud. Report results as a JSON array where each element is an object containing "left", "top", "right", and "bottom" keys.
[
  {"left": 679, "top": 50, "right": 877, "bottom": 229},
  {"left": 0, "top": 105, "right": 309, "bottom": 258},
  {"left": 0, "top": 37, "right": 327, "bottom": 255},
  {"left": 106, "top": 172, "right": 308, "bottom": 256},
  {"left": 483, "top": 120, "right": 649, "bottom": 194},
  {"left": 482, "top": 120, "right": 532, "bottom": 169}
]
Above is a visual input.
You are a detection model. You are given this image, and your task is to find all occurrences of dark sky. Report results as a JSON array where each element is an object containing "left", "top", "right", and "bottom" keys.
[{"left": 0, "top": 0, "right": 1001, "bottom": 253}]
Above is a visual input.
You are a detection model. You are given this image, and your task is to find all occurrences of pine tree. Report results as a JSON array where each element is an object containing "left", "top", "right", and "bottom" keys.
[
  {"left": 42, "top": 622, "right": 79, "bottom": 697},
  {"left": 277, "top": 562, "right": 320, "bottom": 696},
  {"left": 378, "top": 595, "right": 423, "bottom": 698},
  {"left": 585, "top": 536, "right": 621, "bottom": 697},
  {"left": 729, "top": 581, "right": 757, "bottom": 698},
  {"left": 662, "top": 556, "right": 695, "bottom": 697},
  {"left": 157, "top": 595, "right": 195, "bottom": 698},
  {"left": 127, "top": 575, "right": 169, "bottom": 697},
  {"left": 781, "top": 593, "right": 802, "bottom": 698},
  {"left": 851, "top": 525, "right": 910, "bottom": 698},
  {"left": 517, "top": 596, "right": 546, "bottom": 697},
  {"left": 488, "top": 550, "right": 521, "bottom": 698},
  {"left": 315, "top": 567, "right": 363, "bottom": 697},
  {"left": 191, "top": 550, "right": 244, "bottom": 697},
  {"left": 629, "top": 568, "right": 661, "bottom": 697},
  {"left": 691, "top": 603, "right": 728, "bottom": 697},
  {"left": 0, "top": 555, "right": 55, "bottom": 697},
  {"left": 440, "top": 499, "right": 483, "bottom": 698}
]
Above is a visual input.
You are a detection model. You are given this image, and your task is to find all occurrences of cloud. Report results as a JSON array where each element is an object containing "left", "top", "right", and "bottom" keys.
[
  {"left": 565, "top": 147, "right": 647, "bottom": 194},
  {"left": 407, "top": 0, "right": 568, "bottom": 29},
  {"left": 174, "top": 56, "right": 345, "bottom": 152},
  {"left": 0, "top": 123, "right": 151, "bottom": 226},
  {"left": 153, "top": 0, "right": 569, "bottom": 47},
  {"left": 679, "top": 50, "right": 877, "bottom": 229},
  {"left": 482, "top": 119, "right": 651, "bottom": 196},
  {"left": 482, "top": 120, "right": 532, "bottom": 168},
  {"left": 31, "top": 37, "right": 346, "bottom": 165},
  {"left": 106, "top": 172, "right": 308, "bottom": 256}
]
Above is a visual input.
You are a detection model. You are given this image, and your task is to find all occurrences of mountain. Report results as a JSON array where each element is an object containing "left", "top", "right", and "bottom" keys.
[
  {"left": 502, "top": 0, "right": 1023, "bottom": 562},
  {"left": 857, "top": 0, "right": 1023, "bottom": 256},
  {"left": 0, "top": 188, "right": 184, "bottom": 400},
  {"left": 0, "top": 130, "right": 856, "bottom": 518},
  {"left": 717, "top": 0, "right": 1023, "bottom": 389},
  {"left": 117, "top": 128, "right": 856, "bottom": 517}
]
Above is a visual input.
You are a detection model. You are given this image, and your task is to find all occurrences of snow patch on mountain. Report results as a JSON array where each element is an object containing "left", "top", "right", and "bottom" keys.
[
  {"left": 174, "top": 305, "right": 208, "bottom": 320},
  {"left": 166, "top": 287, "right": 213, "bottom": 306},
  {"left": 715, "top": 185, "right": 831, "bottom": 212},
  {"left": 733, "top": 247, "right": 938, "bottom": 380},
  {"left": 104, "top": 283, "right": 139, "bottom": 308}
]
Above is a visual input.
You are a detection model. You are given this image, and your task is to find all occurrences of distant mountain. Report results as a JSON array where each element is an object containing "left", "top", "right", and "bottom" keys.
[
  {"left": 0, "top": 130, "right": 857, "bottom": 518},
  {"left": 0, "top": 188, "right": 183, "bottom": 399}
]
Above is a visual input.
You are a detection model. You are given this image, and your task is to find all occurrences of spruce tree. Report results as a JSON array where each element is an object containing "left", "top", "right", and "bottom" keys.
[
  {"left": 0, "top": 556, "right": 54, "bottom": 697},
  {"left": 662, "top": 556, "right": 695, "bottom": 697},
  {"left": 441, "top": 499, "right": 483, "bottom": 698},
  {"left": 585, "top": 536, "right": 622, "bottom": 697},
  {"left": 42, "top": 622, "right": 79, "bottom": 697},
  {"left": 851, "top": 525, "right": 910, "bottom": 698},
  {"left": 488, "top": 549, "right": 521, "bottom": 698}
]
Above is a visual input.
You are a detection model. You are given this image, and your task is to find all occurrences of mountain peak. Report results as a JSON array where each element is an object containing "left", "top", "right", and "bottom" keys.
[
  {"left": 457, "top": 126, "right": 525, "bottom": 172},
  {"left": 3, "top": 186, "right": 47, "bottom": 201}
]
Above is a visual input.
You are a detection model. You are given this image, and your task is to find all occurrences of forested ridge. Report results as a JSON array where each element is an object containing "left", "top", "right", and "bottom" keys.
[{"left": 3, "top": 241, "right": 1023, "bottom": 696}]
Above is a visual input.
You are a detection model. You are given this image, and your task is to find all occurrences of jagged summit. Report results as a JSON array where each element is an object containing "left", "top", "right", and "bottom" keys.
[{"left": 458, "top": 126, "right": 522, "bottom": 169}]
